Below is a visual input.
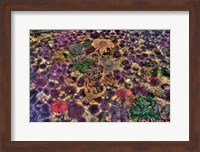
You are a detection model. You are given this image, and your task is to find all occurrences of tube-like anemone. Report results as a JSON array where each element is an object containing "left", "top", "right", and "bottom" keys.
[
  {"left": 40, "top": 103, "right": 51, "bottom": 114},
  {"left": 84, "top": 46, "right": 95, "bottom": 54},
  {"left": 90, "top": 32, "right": 100, "bottom": 39},
  {"left": 77, "top": 78, "right": 85, "bottom": 87},
  {"left": 149, "top": 77, "right": 161, "bottom": 86},
  {"left": 114, "top": 50, "right": 121, "bottom": 58},
  {"left": 68, "top": 103, "right": 84, "bottom": 120},
  {"left": 88, "top": 104, "right": 100, "bottom": 115},
  {"left": 65, "top": 85, "right": 77, "bottom": 95}
]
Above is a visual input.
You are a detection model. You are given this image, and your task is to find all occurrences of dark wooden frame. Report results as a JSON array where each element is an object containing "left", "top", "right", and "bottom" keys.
[{"left": 0, "top": 0, "right": 200, "bottom": 152}]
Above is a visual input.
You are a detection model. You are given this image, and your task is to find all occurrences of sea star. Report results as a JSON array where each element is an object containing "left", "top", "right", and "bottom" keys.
[
  {"left": 92, "top": 39, "right": 115, "bottom": 55},
  {"left": 80, "top": 80, "right": 106, "bottom": 105},
  {"left": 98, "top": 56, "right": 123, "bottom": 81}
]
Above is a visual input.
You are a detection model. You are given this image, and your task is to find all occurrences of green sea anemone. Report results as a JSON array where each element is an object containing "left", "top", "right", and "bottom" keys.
[
  {"left": 129, "top": 96, "right": 159, "bottom": 121},
  {"left": 150, "top": 67, "right": 159, "bottom": 77},
  {"left": 69, "top": 58, "right": 93, "bottom": 73},
  {"left": 161, "top": 67, "right": 170, "bottom": 77}
]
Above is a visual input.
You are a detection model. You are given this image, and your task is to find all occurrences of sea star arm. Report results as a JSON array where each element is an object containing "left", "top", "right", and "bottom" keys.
[
  {"left": 86, "top": 81, "right": 93, "bottom": 93},
  {"left": 93, "top": 86, "right": 106, "bottom": 98},
  {"left": 84, "top": 83, "right": 89, "bottom": 95},
  {"left": 88, "top": 99, "right": 100, "bottom": 105}
]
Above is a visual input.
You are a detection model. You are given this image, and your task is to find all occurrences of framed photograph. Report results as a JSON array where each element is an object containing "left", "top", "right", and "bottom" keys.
[{"left": 0, "top": 0, "right": 200, "bottom": 152}]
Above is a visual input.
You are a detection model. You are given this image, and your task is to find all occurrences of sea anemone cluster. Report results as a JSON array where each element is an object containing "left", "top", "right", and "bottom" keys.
[{"left": 30, "top": 30, "right": 170, "bottom": 122}]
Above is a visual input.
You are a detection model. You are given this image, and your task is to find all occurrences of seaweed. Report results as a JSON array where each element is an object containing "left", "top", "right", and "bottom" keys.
[
  {"left": 68, "top": 44, "right": 85, "bottom": 56},
  {"left": 150, "top": 67, "right": 159, "bottom": 77},
  {"left": 70, "top": 58, "right": 93, "bottom": 73},
  {"left": 136, "top": 96, "right": 156, "bottom": 108},
  {"left": 129, "top": 106, "right": 159, "bottom": 120},
  {"left": 129, "top": 96, "right": 159, "bottom": 121},
  {"left": 161, "top": 67, "right": 170, "bottom": 77}
]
